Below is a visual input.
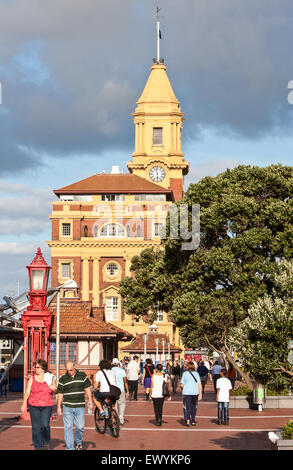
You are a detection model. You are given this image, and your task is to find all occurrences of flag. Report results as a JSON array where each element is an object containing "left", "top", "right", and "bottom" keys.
[{"left": 159, "top": 30, "right": 162, "bottom": 39}]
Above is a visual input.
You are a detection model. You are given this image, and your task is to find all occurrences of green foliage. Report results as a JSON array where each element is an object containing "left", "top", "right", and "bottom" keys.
[
  {"left": 282, "top": 420, "right": 293, "bottom": 440},
  {"left": 229, "top": 259, "right": 293, "bottom": 389},
  {"left": 230, "top": 386, "right": 253, "bottom": 396},
  {"left": 119, "top": 164, "right": 293, "bottom": 363}
]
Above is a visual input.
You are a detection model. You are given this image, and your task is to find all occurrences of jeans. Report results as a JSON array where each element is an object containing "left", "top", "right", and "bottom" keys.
[
  {"left": 115, "top": 391, "right": 126, "bottom": 421},
  {"left": 182, "top": 395, "right": 198, "bottom": 423},
  {"left": 28, "top": 405, "right": 53, "bottom": 450},
  {"left": 63, "top": 405, "right": 85, "bottom": 450},
  {"left": 152, "top": 397, "right": 165, "bottom": 422},
  {"left": 218, "top": 402, "right": 229, "bottom": 423},
  {"left": 128, "top": 380, "right": 138, "bottom": 400}
]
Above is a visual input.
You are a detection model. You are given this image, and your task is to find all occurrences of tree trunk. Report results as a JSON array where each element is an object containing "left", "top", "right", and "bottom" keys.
[{"left": 221, "top": 347, "right": 254, "bottom": 389}]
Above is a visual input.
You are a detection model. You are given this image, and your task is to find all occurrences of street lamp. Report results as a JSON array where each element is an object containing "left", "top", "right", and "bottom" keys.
[
  {"left": 155, "top": 338, "right": 159, "bottom": 364},
  {"left": 143, "top": 333, "right": 148, "bottom": 363},
  {"left": 162, "top": 338, "right": 165, "bottom": 362},
  {"left": 20, "top": 248, "right": 51, "bottom": 420},
  {"left": 47, "top": 279, "right": 77, "bottom": 382}
]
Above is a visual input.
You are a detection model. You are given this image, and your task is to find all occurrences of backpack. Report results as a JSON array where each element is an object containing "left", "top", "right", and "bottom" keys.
[{"left": 101, "top": 369, "right": 121, "bottom": 400}]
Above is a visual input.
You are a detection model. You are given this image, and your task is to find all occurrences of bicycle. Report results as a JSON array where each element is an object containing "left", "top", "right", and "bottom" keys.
[{"left": 94, "top": 396, "right": 120, "bottom": 438}]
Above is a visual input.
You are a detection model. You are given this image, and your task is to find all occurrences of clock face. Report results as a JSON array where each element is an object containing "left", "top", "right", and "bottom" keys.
[{"left": 149, "top": 166, "right": 166, "bottom": 182}]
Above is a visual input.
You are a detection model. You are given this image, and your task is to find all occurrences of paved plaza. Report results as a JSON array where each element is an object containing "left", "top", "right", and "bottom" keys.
[{"left": 0, "top": 381, "right": 291, "bottom": 452}]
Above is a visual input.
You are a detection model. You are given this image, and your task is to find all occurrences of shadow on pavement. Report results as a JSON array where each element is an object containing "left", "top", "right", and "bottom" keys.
[{"left": 210, "top": 431, "right": 271, "bottom": 450}]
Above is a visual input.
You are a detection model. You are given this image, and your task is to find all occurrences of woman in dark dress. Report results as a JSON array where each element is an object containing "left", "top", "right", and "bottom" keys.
[{"left": 142, "top": 358, "right": 155, "bottom": 400}]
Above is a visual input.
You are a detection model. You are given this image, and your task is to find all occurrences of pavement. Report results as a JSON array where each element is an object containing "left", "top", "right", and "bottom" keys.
[{"left": 0, "top": 381, "right": 292, "bottom": 452}]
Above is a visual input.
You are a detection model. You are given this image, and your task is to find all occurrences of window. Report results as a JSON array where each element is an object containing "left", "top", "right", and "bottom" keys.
[
  {"left": 137, "top": 225, "right": 141, "bottom": 237},
  {"left": 155, "top": 311, "right": 164, "bottom": 322},
  {"left": 101, "top": 194, "right": 125, "bottom": 202},
  {"left": 49, "top": 341, "right": 76, "bottom": 366},
  {"left": 105, "top": 297, "right": 119, "bottom": 321},
  {"left": 61, "top": 263, "right": 71, "bottom": 279},
  {"left": 154, "top": 223, "right": 164, "bottom": 237},
  {"left": 134, "top": 194, "right": 166, "bottom": 201},
  {"left": 106, "top": 263, "right": 119, "bottom": 276},
  {"left": 153, "top": 127, "right": 163, "bottom": 145},
  {"left": 99, "top": 224, "right": 125, "bottom": 238},
  {"left": 62, "top": 223, "right": 71, "bottom": 237}
]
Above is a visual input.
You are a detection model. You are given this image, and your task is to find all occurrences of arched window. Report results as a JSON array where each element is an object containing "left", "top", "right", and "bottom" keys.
[
  {"left": 84, "top": 225, "right": 88, "bottom": 237},
  {"left": 137, "top": 225, "right": 141, "bottom": 237},
  {"left": 99, "top": 224, "right": 125, "bottom": 238}
]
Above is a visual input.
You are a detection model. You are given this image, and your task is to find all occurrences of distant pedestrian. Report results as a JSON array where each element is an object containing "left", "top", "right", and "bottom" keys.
[
  {"left": 21, "top": 359, "right": 57, "bottom": 450},
  {"left": 212, "top": 361, "right": 222, "bottom": 393},
  {"left": 126, "top": 356, "right": 140, "bottom": 401},
  {"left": 112, "top": 358, "right": 129, "bottom": 425},
  {"left": 170, "top": 360, "right": 181, "bottom": 394},
  {"left": 197, "top": 361, "right": 209, "bottom": 395},
  {"left": 142, "top": 358, "right": 155, "bottom": 400},
  {"left": 57, "top": 360, "right": 93, "bottom": 450},
  {"left": 150, "top": 364, "right": 171, "bottom": 426},
  {"left": 180, "top": 361, "right": 202, "bottom": 426},
  {"left": 216, "top": 370, "right": 232, "bottom": 425},
  {"left": 0, "top": 368, "right": 8, "bottom": 398},
  {"left": 227, "top": 364, "right": 236, "bottom": 389}
]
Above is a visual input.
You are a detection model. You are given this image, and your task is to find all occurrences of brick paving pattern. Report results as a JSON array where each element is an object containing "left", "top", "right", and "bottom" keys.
[{"left": 0, "top": 381, "right": 291, "bottom": 451}]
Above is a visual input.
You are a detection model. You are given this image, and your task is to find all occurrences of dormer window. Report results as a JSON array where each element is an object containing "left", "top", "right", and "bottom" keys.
[{"left": 153, "top": 127, "right": 163, "bottom": 145}]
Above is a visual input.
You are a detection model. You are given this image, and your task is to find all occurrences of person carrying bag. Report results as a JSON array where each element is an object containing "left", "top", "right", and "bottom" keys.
[{"left": 180, "top": 361, "right": 202, "bottom": 426}]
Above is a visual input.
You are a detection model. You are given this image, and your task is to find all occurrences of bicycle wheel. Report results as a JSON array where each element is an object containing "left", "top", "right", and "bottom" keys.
[
  {"left": 94, "top": 407, "right": 107, "bottom": 434},
  {"left": 109, "top": 409, "right": 120, "bottom": 438}
]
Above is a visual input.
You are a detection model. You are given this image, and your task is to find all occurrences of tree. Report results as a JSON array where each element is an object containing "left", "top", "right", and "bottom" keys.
[
  {"left": 228, "top": 260, "right": 293, "bottom": 391},
  {"left": 120, "top": 165, "right": 293, "bottom": 387}
]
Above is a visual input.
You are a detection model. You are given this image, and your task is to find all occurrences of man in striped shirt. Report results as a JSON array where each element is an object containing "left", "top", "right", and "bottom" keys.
[{"left": 57, "top": 360, "right": 93, "bottom": 450}]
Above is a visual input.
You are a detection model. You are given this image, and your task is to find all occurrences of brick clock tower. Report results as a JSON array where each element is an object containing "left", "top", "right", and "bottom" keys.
[{"left": 127, "top": 60, "right": 189, "bottom": 201}]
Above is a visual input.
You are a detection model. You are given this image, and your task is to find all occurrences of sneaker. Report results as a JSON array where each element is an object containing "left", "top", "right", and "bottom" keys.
[
  {"left": 120, "top": 416, "right": 124, "bottom": 425},
  {"left": 99, "top": 411, "right": 107, "bottom": 418},
  {"left": 75, "top": 444, "right": 83, "bottom": 450}
]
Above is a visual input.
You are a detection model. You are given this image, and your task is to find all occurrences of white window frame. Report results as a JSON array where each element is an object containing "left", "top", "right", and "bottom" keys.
[
  {"left": 105, "top": 297, "right": 119, "bottom": 321},
  {"left": 99, "top": 224, "right": 125, "bottom": 238},
  {"left": 155, "top": 311, "right": 164, "bottom": 322},
  {"left": 154, "top": 223, "right": 163, "bottom": 237}
]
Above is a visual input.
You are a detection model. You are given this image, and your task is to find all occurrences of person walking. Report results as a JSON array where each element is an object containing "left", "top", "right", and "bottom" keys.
[
  {"left": 170, "top": 360, "right": 181, "bottom": 394},
  {"left": 211, "top": 361, "right": 222, "bottom": 393},
  {"left": 227, "top": 364, "right": 236, "bottom": 389},
  {"left": 126, "top": 355, "right": 140, "bottom": 401},
  {"left": 216, "top": 369, "right": 232, "bottom": 425},
  {"left": 150, "top": 364, "right": 171, "bottom": 426},
  {"left": 21, "top": 359, "right": 57, "bottom": 450},
  {"left": 57, "top": 360, "right": 93, "bottom": 450},
  {"left": 142, "top": 358, "right": 155, "bottom": 400},
  {"left": 112, "top": 358, "right": 129, "bottom": 425},
  {"left": 180, "top": 361, "right": 202, "bottom": 426},
  {"left": 197, "top": 360, "right": 209, "bottom": 395}
]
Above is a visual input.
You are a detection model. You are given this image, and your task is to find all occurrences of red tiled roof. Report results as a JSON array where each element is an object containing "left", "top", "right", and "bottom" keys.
[
  {"left": 48, "top": 300, "right": 132, "bottom": 340},
  {"left": 54, "top": 173, "right": 172, "bottom": 195},
  {"left": 121, "top": 333, "right": 182, "bottom": 353}
]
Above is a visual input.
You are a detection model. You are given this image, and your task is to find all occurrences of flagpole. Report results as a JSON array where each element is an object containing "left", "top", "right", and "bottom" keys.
[{"left": 157, "top": 20, "right": 160, "bottom": 62}]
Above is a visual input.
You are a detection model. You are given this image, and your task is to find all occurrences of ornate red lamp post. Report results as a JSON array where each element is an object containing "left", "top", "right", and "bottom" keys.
[{"left": 20, "top": 248, "right": 51, "bottom": 419}]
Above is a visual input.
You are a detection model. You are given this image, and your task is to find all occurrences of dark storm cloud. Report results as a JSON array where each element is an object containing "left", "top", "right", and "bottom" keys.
[{"left": 1, "top": 0, "right": 293, "bottom": 175}]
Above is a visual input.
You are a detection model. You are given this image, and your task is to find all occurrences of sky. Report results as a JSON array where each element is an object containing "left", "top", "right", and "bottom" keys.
[{"left": 0, "top": 0, "right": 293, "bottom": 301}]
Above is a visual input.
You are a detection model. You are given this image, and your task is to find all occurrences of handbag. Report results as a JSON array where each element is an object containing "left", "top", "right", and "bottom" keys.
[
  {"left": 162, "top": 374, "right": 170, "bottom": 397},
  {"left": 101, "top": 369, "right": 121, "bottom": 400}
]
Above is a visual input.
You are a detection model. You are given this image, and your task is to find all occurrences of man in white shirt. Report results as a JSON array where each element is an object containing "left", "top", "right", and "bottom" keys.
[
  {"left": 126, "top": 356, "right": 141, "bottom": 401},
  {"left": 216, "top": 370, "right": 232, "bottom": 425}
]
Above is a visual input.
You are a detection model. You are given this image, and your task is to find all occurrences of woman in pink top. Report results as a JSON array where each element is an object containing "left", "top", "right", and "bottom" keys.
[{"left": 21, "top": 359, "right": 57, "bottom": 450}]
